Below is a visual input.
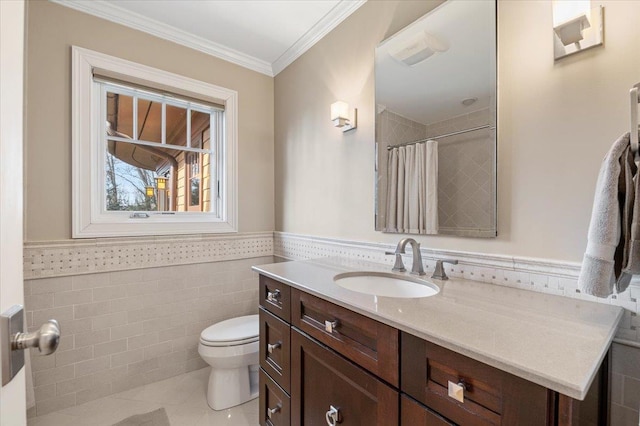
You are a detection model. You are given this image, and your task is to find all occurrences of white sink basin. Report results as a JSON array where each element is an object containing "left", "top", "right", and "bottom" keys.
[{"left": 333, "top": 272, "right": 439, "bottom": 298}]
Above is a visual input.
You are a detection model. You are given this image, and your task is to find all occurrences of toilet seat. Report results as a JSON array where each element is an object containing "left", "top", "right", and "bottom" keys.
[{"left": 200, "top": 314, "right": 258, "bottom": 347}]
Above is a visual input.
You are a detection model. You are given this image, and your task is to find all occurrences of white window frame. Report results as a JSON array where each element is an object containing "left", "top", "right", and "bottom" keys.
[{"left": 72, "top": 46, "right": 238, "bottom": 238}]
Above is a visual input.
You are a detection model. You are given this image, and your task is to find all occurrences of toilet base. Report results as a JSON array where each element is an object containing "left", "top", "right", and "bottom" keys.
[{"left": 207, "top": 364, "right": 259, "bottom": 410}]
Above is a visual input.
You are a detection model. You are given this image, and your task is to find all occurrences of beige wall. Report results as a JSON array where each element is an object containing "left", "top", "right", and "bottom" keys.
[
  {"left": 25, "top": 1, "right": 275, "bottom": 241},
  {"left": 274, "top": 0, "right": 640, "bottom": 263}
]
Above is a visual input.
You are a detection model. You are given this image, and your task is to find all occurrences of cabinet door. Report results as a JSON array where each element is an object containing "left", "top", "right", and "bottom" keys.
[
  {"left": 291, "top": 329, "right": 398, "bottom": 425},
  {"left": 260, "top": 307, "right": 291, "bottom": 393},
  {"left": 401, "top": 395, "right": 455, "bottom": 426}
]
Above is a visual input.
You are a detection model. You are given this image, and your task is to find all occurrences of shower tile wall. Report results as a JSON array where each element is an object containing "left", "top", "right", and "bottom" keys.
[
  {"left": 427, "top": 108, "right": 496, "bottom": 237},
  {"left": 24, "top": 256, "right": 274, "bottom": 417}
]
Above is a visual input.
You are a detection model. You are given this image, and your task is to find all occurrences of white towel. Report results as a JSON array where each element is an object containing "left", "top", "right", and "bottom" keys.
[{"left": 578, "top": 133, "right": 636, "bottom": 297}]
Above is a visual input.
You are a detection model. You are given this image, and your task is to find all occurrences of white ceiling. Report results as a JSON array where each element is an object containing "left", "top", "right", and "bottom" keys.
[
  {"left": 51, "top": 0, "right": 366, "bottom": 76},
  {"left": 375, "top": 0, "right": 496, "bottom": 125}
]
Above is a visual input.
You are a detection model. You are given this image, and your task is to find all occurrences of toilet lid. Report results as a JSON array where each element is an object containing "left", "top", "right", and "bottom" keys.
[{"left": 200, "top": 314, "right": 259, "bottom": 344}]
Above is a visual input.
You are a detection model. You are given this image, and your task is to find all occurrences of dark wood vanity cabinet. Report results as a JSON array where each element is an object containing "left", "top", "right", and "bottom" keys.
[
  {"left": 258, "top": 274, "right": 609, "bottom": 426},
  {"left": 291, "top": 329, "right": 398, "bottom": 425}
]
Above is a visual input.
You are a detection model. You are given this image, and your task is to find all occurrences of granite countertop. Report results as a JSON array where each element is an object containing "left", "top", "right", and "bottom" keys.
[{"left": 252, "top": 257, "right": 623, "bottom": 400}]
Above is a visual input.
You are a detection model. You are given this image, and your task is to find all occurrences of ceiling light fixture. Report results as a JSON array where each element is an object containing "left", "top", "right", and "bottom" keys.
[
  {"left": 461, "top": 97, "right": 478, "bottom": 107},
  {"left": 389, "top": 31, "right": 448, "bottom": 66}
]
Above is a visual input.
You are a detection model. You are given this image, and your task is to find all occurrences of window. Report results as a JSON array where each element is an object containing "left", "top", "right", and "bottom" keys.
[{"left": 72, "top": 46, "right": 237, "bottom": 238}]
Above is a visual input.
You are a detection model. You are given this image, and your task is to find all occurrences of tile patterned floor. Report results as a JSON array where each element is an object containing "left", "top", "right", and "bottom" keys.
[{"left": 28, "top": 368, "right": 258, "bottom": 426}]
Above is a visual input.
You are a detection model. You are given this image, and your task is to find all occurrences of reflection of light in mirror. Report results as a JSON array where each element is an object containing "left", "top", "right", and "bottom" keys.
[
  {"left": 552, "top": 0, "right": 590, "bottom": 27},
  {"left": 389, "top": 31, "right": 448, "bottom": 66}
]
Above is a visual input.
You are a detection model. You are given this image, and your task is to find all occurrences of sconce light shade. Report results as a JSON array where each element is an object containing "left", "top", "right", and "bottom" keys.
[
  {"left": 552, "top": 3, "right": 603, "bottom": 60},
  {"left": 554, "top": 14, "right": 590, "bottom": 46},
  {"left": 145, "top": 186, "right": 154, "bottom": 197},
  {"left": 155, "top": 176, "right": 167, "bottom": 190},
  {"left": 331, "top": 101, "right": 357, "bottom": 132}
]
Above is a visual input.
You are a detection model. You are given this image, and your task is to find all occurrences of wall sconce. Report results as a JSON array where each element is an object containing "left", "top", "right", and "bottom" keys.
[
  {"left": 145, "top": 186, "right": 154, "bottom": 197},
  {"left": 154, "top": 176, "right": 167, "bottom": 190},
  {"left": 331, "top": 101, "right": 357, "bottom": 132},
  {"left": 552, "top": 1, "right": 603, "bottom": 60}
]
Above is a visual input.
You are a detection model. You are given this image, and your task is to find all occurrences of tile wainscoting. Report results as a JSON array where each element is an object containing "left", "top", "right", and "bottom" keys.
[
  {"left": 24, "top": 232, "right": 274, "bottom": 279},
  {"left": 23, "top": 232, "right": 639, "bottom": 422},
  {"left": 24, "top": 232, "right": 276, "bottom": 417}
]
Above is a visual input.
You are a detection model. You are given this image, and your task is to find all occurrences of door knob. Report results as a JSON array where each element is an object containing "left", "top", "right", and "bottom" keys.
[
  {"left": 13, "top": 319, "right": 60, "bottom": 355},
  {"left": 2, "top": 305, "right": 61, "bottom": 386}
]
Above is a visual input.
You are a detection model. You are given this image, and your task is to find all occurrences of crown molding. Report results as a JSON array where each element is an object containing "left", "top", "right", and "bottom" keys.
[
  {"left": 50, "top": 0, "right": 274, "bottom": 76},
  {"left": 272, "top": 0, "right": 367, "bottom": 75},
  {"left": 50, "top": 0, "right": 367, "bottom": 77}
]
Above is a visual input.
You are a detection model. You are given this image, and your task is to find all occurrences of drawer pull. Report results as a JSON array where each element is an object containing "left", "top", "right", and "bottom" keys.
[
  {"left": 448, "top": 379, "right": 467, "bottom": 403},
  {"left": 267, "top": 342, "right": 281, "bottom": 354},
  {"left": 325, "top": 405, "right": 341, "bottom": 425},
  {"left": 267, "top": 404, "right": 281, "bottom": 419},
  {"left": 324, "top": 319, "right": 339, "bottom": 334},
  {"left": 267, "top": 289, "right": 281, "bottom": 303}
]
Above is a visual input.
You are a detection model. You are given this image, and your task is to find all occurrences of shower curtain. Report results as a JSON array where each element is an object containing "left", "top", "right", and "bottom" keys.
[{"left": 385, "top": 140, "right": 438, "bottom": 234}]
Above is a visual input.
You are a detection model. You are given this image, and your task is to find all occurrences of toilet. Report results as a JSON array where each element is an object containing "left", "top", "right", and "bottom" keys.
[{"left": 198, "top": 314, "right": 259, "bottom": 410}]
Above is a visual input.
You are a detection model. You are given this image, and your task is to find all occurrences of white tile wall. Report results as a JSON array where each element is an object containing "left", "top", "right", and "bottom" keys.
[{"left": 25, "top": 255, "right": 276, "bottom": 418}]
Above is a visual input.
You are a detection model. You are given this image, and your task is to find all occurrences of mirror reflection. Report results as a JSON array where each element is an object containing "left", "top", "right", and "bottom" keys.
[{"left": 375, "top": 0, "right": 497, "bottom": 238}]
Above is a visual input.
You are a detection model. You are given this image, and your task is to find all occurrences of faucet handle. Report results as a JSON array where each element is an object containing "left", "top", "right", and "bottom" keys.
[
  {"left": 385, "top": 251, "right": 406, "bottom": 272},
  {"left": 431, "top": 259, "right": 459, "bottom": 280}
]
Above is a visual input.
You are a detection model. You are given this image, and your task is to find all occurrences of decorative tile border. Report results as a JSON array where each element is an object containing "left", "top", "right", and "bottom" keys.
[
  {"left": 24, "top": 232, "right": 273, "bottom": 279},
  {"left": 274, "top": 231, "right": 640, "bottom": 343},
  {"left": 23, "top": 230, "right": 639, "bottom": 343}
]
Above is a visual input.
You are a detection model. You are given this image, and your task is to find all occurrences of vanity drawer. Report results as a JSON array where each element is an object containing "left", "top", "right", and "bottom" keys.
[
  {"left": 401, "top": 332, "right": 549, "bottom": 426},
  {"left": 260, "top": 275, "right": 291, "bottom": 322},
  {"left": 260, "top": 368, "right": 291, "bottom": 426},
  {"left": 259, "top": 307, "right": 291, "bottom": 393},
  {"left": 401, "top": 395, "right": 455, "bottom": 426},
  {"left": 290, "top": 288, "right": 399, "bottom": 387}
]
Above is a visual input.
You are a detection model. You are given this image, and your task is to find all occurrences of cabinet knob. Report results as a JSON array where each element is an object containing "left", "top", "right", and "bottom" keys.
[
  {"left": 267, "top": 404, "right": 281, "bottom": 419},
  {"left": 267, "top": 341, "right": 281, "bottom": 354},
  {"left": 324, "top": 319, "right": 339, "bottom": 334},
  {"left": 325, "top": 405, "right": 341, "bottom": 425},
  {"left": 448, "top": 379, "right": 467, "bottom": 403},
  {"left": 267, "top": 289, "right": 281, "bottom": 303}
]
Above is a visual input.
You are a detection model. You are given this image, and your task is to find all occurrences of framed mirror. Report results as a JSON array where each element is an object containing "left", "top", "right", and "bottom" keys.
[{"left": 375, "top": 0, "right": 497, "bottom": 238}]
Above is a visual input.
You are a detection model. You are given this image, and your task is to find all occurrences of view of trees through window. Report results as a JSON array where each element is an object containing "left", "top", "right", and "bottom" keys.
[
  {"left": 105, "top": 153, "right": 159, "bottom": 211},
  {"left": 102, "top": 82, "right": 218, "bottom": 213}
]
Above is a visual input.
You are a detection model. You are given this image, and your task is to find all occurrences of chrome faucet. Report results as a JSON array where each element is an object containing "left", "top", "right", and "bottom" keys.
[
  {"left": 387, "top": 238, "right": 425, "bottom": 276},
  {"left": 431, "top": 259, "right": 459, "bottom": 280}
]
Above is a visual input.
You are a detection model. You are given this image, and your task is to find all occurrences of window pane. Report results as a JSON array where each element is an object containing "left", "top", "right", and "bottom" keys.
[
  {"left": 105, "top": 147, "right": 162, "bottom": 211},
  {"left": 137, "top": 99, "right": 162, "bottom": 143},
  {"left": 105, "top": 141, "right": 213, "bottom": 213},
  {"left": 106, "top": 92, "right": 133, "bottom": 138},
  {"left": 191, "top": 110, "right": 210, "bottom": 146},
  {"left": 166, "top": 104, "right": 188, "bottom": 147}
]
